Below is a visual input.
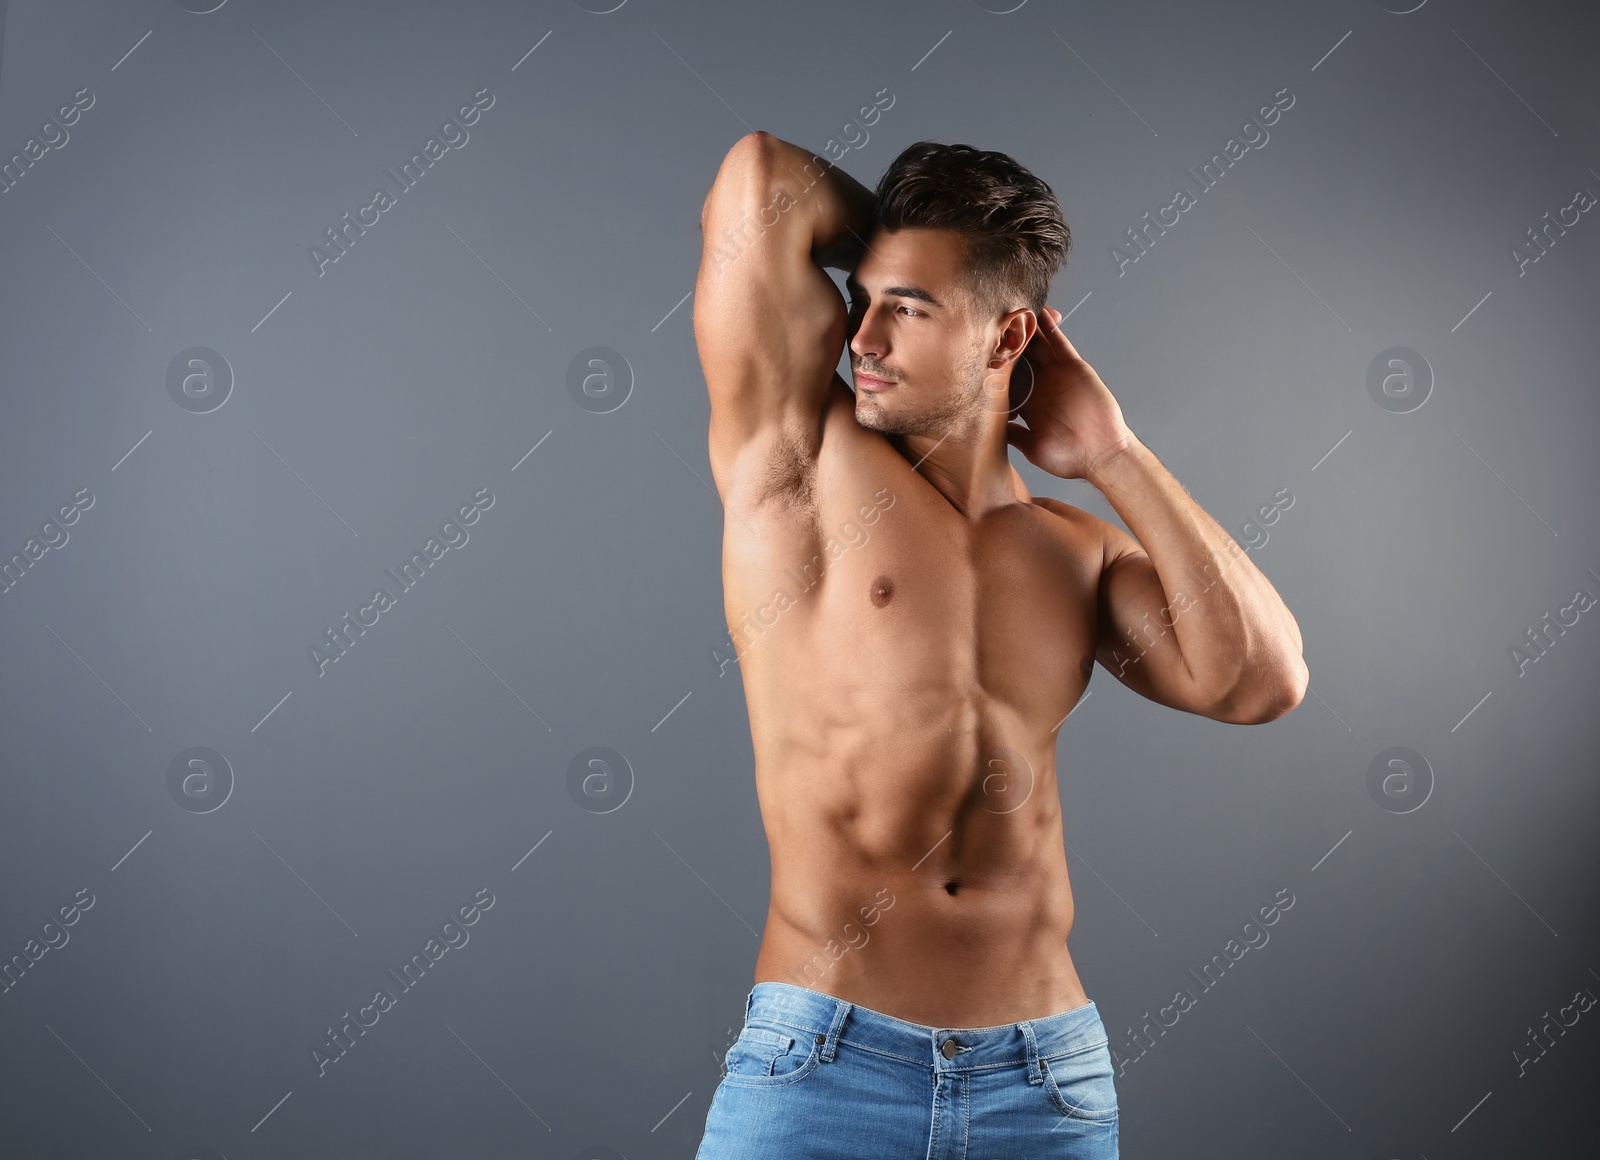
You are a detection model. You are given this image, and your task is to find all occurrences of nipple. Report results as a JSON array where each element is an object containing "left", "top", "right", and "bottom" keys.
[{"left": 870, "top": 575, "right": 895, "bottom": 608}]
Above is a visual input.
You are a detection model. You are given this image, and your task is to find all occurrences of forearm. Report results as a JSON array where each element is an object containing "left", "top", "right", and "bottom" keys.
[
  {"left": 1093, "top": 437, "right": 1307, "bottom": 716},
  {"left": 757, "top": 133, "right": 877, "bottom": 270}
]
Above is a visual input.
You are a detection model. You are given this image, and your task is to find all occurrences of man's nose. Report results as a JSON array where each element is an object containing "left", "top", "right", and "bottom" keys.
[{"left": 849, "top": 311, "right": 883, "bottom": 357}]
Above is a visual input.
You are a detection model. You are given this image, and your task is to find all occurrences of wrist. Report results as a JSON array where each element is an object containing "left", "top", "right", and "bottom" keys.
[{"left": 1083, "top": 428, "right": 1140, "bottom": 480}]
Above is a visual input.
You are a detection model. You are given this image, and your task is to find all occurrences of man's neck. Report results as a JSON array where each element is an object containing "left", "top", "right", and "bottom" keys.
[{"left": 892, "top": 417, "right": 1030, "bottom": 518}]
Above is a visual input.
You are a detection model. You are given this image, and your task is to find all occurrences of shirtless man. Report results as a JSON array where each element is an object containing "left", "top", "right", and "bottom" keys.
[{"left": 691, "top": 132, "right": 1307, "bottom": 1159}]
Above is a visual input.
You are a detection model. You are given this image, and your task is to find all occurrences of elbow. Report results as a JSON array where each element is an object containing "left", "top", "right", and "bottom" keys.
[
  {"left": 1257, "top": 659, "right": 1309, "bottom": 723},
  {"left": 1214, "top": 656, "right": 1309, "bottom": 725},
  {"left": 705, "top": 131, "right": 780, "bottom": 224},
  {"left": 721, "top": 131, "right": 778, "bottom": 181},
  {"left": 708, "top": 131, "right": 766, "bottom": 190},
  {"left": 1259, "top": 656, "right": 1310, "bottom": 723}
]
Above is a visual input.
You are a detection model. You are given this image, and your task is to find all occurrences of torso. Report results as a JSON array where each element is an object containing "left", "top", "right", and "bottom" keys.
[{"left": 723, "top": 375, "right": 1108, "bottom": 1028}]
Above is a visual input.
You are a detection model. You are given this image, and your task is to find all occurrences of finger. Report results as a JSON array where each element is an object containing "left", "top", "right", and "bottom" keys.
[
  {"left": 1030, "top": 306, "right": 1072, "bottom": 358},
  {"left": 1028, "top": 308, "right": 1065, "bottom": 365},
  {"left": 1046, "top": 318, "right": 1084, "bottom": 361}
]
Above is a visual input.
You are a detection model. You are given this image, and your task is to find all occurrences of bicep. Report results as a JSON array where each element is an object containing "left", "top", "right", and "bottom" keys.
[
  {"left": 694, "top": 134, "right": 845, "bottom": 499},
  {"left": 1094, "top": 525, "right": 1218, "bottom": 717}
]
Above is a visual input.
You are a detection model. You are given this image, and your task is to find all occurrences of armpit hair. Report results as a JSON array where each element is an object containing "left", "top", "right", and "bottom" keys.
[{"left": 749, "top": 421, "right": 819, "bottom": 519}]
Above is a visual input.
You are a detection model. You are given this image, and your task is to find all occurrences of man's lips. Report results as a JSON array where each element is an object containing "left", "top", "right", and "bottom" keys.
[{"left": 855, "top": 371, "right": 895, "bottom": 389}]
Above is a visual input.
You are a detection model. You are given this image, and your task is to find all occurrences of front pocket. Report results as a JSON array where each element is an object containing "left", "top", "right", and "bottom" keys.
[
  {"left": 1040, "top": 1041, "right": 1118, "bottom": 1122},
  {"left": 721, "top": 1022, "right": 822, "bottom": 1086}
]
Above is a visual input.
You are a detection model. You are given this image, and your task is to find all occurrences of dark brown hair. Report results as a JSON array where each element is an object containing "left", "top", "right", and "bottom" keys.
[{"left": 873, "top": 140, "right": 1070, "bottom": 321}]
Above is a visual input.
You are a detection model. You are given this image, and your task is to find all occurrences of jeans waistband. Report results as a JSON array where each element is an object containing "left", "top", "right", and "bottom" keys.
[{"left": 743, "top": 981, "right": 1107, "bottom": 1073}]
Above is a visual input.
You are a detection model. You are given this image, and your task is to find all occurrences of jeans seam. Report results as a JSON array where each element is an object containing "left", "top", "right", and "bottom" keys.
[
  {"left": 1041, "top": 1036, "right": 1110, "bottom": 1061},
  {"left": 1041, "top": 1053, "right": 1119, "bottom": 1122},
  {"left": 962, "top": 1070, "right": 971, "bottom": 1155},
  {"left": 720, "top": 1037, "right": 823, "bottom": 1087},
  {"left": 749, "top": 1024, "right": 926, "bottom": 1068}
]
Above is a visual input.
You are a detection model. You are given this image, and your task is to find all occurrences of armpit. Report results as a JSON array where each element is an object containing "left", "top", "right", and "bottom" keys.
[{"left": 750, "top": 422, "right": 818, "bottom": 515}]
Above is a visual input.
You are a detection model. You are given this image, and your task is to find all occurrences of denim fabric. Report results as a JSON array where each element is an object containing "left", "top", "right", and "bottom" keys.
[{"left": 695, "top": 981, "right": 1119, "bottom": 1159}]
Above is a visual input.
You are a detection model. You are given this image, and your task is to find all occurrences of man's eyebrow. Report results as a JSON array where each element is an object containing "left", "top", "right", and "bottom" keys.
[{"left": 844, "top": 275, "right": 943, "bottom": 308}]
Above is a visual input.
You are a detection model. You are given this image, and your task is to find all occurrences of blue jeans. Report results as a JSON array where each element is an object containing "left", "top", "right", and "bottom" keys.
[{"left": 695, "top": 981, "right": 1119, "bottom": 1158}]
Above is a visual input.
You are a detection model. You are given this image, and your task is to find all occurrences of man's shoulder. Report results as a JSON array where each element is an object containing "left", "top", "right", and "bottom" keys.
[
  {"left": 1026, "top": 495, "right": 1134, "bottom": 571},
  {"left": 1026, "top": 493, "right": 1099, "bottom": 537}
]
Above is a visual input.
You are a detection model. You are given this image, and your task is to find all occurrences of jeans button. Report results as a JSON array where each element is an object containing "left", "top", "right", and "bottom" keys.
[
  {"left": 815, "top": 1034, "right": 826, "bottom": 1045},
  {"left": 940, "top": 1037, "right": 960, "bottom": 1058}
]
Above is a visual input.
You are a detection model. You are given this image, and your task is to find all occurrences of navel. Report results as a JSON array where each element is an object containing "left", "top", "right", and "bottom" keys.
[
  {"left": 869, "top": 574, "right": 895, "bottom": 608},
  {"left": 944, "top": 880, "right": 960, "bottom": 896}
]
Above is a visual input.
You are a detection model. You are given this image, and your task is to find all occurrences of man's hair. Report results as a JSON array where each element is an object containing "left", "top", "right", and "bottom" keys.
[{"left": 873, "top": 140, "right": 1070, "bottom": 322}]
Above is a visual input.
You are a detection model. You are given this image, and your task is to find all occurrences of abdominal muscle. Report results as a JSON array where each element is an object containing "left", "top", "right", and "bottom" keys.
[{"left": 746, "top": 716, "right": 1091, "bottom": 1029}]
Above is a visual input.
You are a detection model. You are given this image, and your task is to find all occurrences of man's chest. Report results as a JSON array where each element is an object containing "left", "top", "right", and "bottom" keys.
[{"left": 722, "top": 463, "right": 1104, "bottom": 724}]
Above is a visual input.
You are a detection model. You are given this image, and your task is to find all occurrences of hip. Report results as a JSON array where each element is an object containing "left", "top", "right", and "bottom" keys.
[{"left": 695, "top": 980, "right": 1119, "bottom": 1160}]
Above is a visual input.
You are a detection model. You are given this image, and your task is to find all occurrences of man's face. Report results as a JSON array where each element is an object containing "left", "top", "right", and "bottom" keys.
[{"left": 845, "top": 227, "right": 1000, "bottom": 439}]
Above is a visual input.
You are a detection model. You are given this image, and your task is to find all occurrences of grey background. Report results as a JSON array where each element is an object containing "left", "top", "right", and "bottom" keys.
[{"left": 1, "top": 0, "right": 1596, "bottom": 1157}]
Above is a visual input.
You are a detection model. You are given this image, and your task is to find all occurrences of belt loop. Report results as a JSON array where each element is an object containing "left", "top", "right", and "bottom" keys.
[
  {"left": 1020, "top": 1020, "right": 1044, "bottom": 1086},
  {"left": 818, "top": 999, "right": 852, "bottom": 1062},
  {"left": 743, "top": 986, "right": 756, "bottom": 1024}
]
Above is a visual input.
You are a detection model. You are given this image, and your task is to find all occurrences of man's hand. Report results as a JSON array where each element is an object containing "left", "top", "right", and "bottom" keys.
[{"left": 1004, "top": 307, "right": 1134, "bottom": 481}]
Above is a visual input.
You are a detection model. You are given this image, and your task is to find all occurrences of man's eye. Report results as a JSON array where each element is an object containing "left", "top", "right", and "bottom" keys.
[{"left": 847, "top": 299, "right": 920, "bottom": 318}]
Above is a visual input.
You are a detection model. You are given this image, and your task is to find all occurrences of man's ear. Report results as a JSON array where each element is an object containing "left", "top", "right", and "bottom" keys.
[
  {"left": 997, "top": 308, "right": 1034, "bottom": 361},
  {"left": 997, "top": 309, "right": 1036, "bottom": 413}
]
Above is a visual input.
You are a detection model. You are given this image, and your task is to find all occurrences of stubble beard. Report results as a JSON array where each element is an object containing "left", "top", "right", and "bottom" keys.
[{"left": 854, "top": 347, "right": 988, "bottom": 439}]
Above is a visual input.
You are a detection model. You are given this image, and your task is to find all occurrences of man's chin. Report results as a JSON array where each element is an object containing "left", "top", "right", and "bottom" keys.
[{"left": 853, "top": 400, "right": 897, "bottom": 433}]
